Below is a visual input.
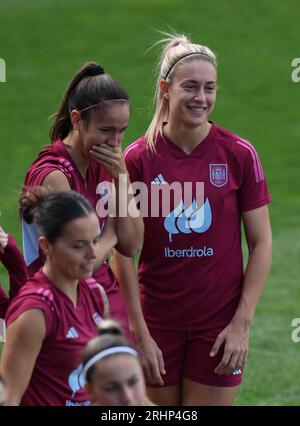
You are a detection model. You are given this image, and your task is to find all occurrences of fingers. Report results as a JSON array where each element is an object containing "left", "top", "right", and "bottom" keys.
[
  {"left": 149, "top": 362, "right": 164, "bottom": 386},
  {"left": 214, "top": 347, "right": 247, "bottom": 376},
  {"left": 214, "top": 346, "right": 232, "bottom": 375},
  {"left": 90, "top": 145, "right": 126, "bottom": 178},
  {"left": 151, "top": 348, "right": 166, "bottom": 385},
  {"left": 157, "top": 348, "right": 166, "bottom": 377},
  {"left": 236, "top": 352, "right": 245, "bottom": 372},
  {"left": 139, "top": 344, "right": 166, "bottom": 386},
  {"left": 241, "top": 348, "right": 248, "bottom": 370},
  {"left": 91, "top": 144, "right": 121, "bottom": 159},
  {"left": 210, "top": 333, "right": 225, "bottom": 358},
  {"left": 142, "top": 361, "right": 153, "bottom": 385},
  {"left": 145, "top": 349, "right": 166, "bottom": 386},
  {"left": 90, "top": 148, "right": 119, "bottom": 166},
  {"left": 223, "top": 352, "right": 240, "bottom": 375}
]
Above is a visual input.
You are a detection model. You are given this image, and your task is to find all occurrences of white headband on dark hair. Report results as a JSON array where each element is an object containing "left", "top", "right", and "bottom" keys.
[{"left": 83, "top": 346, "right": 138, "bottom": 377}]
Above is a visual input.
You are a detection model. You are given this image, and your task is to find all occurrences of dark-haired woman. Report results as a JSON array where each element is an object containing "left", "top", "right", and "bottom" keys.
[
  {"left": 22, "top": 62, "right": 144, "bottom": 340},
  {"left": 82, "top": 320, "right": 154, "bottom": 406},
  {"left": 0, "top": 189, "right": 112, "bottom": 406}
]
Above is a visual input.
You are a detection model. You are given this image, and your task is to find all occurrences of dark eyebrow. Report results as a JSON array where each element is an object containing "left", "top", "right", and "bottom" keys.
[
  {"left": 71, "top": 232, "right": 101, "bottom": 243},
  {"left": 98, "top": 126, "right": 128, "bottom": 131}
]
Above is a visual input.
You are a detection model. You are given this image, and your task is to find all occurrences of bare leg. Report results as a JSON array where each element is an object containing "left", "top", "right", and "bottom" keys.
[
  {"left": 147, "top": 385, "right": 181, "bottom": 406},
  {"left": 182, "top": 378, "right": 238, "bottom": 406}
]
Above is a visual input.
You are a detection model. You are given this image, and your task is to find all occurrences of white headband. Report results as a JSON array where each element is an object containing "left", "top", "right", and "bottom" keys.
[{"left": 82, "top": 346, "right": 139, "bottom": 377}]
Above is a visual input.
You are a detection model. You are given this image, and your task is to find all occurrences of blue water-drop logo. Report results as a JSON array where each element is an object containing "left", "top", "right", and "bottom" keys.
[
  {"left": 164, "top": 198, "right": 212, "bottom": 242},
  {"left": 68, "top": 363, "right": 86, "bottom": 397}
]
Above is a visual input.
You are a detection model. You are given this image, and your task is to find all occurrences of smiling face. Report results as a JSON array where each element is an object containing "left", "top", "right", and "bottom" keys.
[
  {"left": 73, "top": 102, "right": 130, "bottom": 161},
  {"left": 40, "top": 212, "right": 101, "bottom": 281},
  {"left": 162, "top": 58, "right": 217, "bottom": 129},
  {"left": 86, "top": 354, "right": 146, "bottom": 406}
]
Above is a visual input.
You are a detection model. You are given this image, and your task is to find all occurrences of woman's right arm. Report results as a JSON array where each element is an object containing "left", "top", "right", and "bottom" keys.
[
  {"left": 42, "top": 170, "right": 71, "bottom": 191},
  {"left": 0, "top": 309, "right": 46, "bottom": 405},
  {"left": 110, "top": 251, "right": 165, "bottom": 385}
]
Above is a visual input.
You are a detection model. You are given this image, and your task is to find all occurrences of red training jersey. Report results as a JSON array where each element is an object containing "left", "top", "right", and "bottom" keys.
[
  {"left": 5, "top": 270, "right": 104, "bottom": 406},
  {"left": 124, "top": 122, "right": 271, "bottom": 334}
]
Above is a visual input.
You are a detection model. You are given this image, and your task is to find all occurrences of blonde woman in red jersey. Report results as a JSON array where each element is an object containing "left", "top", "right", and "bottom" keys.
[
  {"left": 113, "top": 33, "right": 272, "bottom": 405},
  {"left": 0, "top": 189, "right": 112, "bottom": 406}
]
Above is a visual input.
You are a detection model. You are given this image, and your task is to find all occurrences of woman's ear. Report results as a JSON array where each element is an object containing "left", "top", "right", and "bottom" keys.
[
  {"left": 160, "top": 80, "right": 170, "bottom": 99},
  {"left": 70, "top": 109, "right": 81, "bottom": 131},
  {"left": 39, "top": 236, "right": 51, "bottom": 257}
]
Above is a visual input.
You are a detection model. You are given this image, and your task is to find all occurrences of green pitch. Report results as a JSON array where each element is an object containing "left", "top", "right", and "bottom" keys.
[{"left": 0, "top": 0, "right": 299, "bottom": 405}]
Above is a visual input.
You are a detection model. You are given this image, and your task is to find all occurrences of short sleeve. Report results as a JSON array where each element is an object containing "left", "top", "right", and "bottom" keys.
[
  {"left": 26, "top": 162, "right": 73, "bottom": 188},
  {"left": 123, "top": 141, "right": 143, "bottom": 183},
  {"left": 237, "top": 140, "right": 272, "bottom": 212},
  {"left": 5, "top": 293, "right": 55, "bottom": 337}
]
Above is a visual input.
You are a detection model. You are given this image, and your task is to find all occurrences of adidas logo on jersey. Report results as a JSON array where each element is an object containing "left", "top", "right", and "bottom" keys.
[
  {"left": 66, "top": 326, "right": 79, "bottom": 339},
  {"left": 151, "top": 174, "right": 167, "bottom": 184},
  {"left": 232, "top": 369, "right": 242, "bottom": 375}
]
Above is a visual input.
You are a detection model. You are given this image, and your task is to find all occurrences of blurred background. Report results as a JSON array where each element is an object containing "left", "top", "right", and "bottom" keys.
[{"left": 0, "top": 0, "right": 299, "bottom": 405}]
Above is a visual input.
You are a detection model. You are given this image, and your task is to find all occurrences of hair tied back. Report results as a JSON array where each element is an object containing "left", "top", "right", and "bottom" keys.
[{"left": 86, "top": 63, "right": 105, "bottom": 77}]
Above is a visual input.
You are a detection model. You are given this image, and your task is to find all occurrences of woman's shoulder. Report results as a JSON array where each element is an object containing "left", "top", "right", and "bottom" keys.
[
  {"left": 12, "top": 271, "right": 55, "bottom": 305},
  {"left": 214, "top": 123, "right": 258, "bottom": 158},
  {"left": 24, "top": 140, "right": 75, "bottom": 187},
  {"left": 5, "top": 271, "right": 56, "bottom": 328},
  {"left": 123, "top": 135, "right": 147, "bottom": 160}
]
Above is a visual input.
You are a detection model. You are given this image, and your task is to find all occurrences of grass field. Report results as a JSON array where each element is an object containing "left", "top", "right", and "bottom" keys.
[{"left": 0, "top": 0, "right": 300, "bottom": 405}]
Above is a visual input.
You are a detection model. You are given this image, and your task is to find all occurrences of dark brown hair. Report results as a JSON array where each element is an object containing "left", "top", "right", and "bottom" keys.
[
  {"left": 50, "top": 62, "right": 129, "bottom": 142},
  {"left": 20, "top": 187, "right": 94, "bottom": 244}
]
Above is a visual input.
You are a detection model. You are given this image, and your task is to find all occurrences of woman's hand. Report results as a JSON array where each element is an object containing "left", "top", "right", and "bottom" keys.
[
  {"left": 210, "top": 318, "right": 250, "bottom": 375},
  {"left": 90, "top": 143, "right": 127, "bottom": 182},
  {"left": 135, "top": 331, "right": 166, "bottom": 386}
]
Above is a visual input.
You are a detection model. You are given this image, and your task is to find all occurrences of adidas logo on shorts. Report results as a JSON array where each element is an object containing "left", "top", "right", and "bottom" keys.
[{"left": 66, "top": 326, "right": 79, "bottom": 339}]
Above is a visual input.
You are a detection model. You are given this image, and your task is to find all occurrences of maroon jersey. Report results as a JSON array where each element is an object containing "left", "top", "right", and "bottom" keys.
[
  {"left": 0, "top": 234, "right": 27, "bottom": 318},
  {"left": 124, "top": 122, "right": 271, "bottom": 332},
  {"left": 22, "top": 139, "right": 118, "bottom": 294},
  {"left": 5, "top": 270, "right": 104, "bottom": 406}
]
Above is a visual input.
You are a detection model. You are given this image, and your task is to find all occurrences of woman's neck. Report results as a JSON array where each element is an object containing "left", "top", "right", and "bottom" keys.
[
  {"left": 163, "top": 120, "right": 211, "bottom": 154},
  {"left": 62, "top": 132, "right": 89, "bottom": 178},
  {"left": 42, "top": 263, "right": 79, "bottom": 307}
]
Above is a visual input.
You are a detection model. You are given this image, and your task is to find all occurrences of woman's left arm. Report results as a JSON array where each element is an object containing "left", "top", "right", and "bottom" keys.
[{"left": 210, "top": 205, "right": 272, "bottom": 375}]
